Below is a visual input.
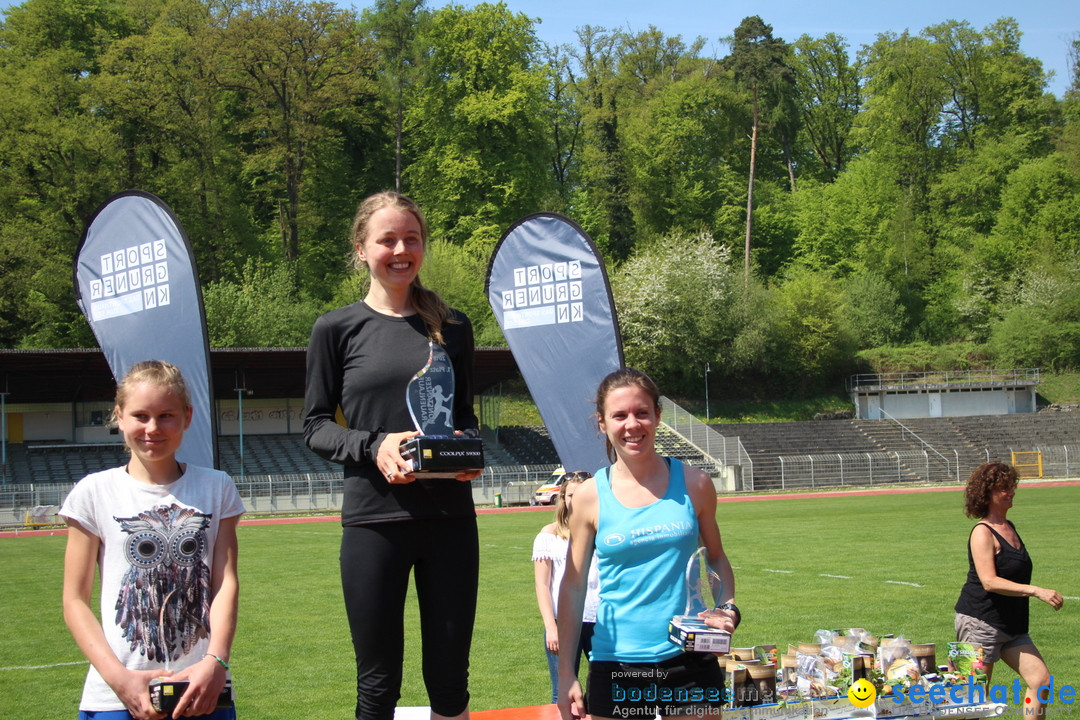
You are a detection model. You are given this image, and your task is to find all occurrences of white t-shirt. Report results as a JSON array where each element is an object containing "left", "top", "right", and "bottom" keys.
[
  {"left": 532, "top": 531, "right": 600, "bottom": 623},
  {"left": 60, "top": 465, "right": 245, "bottom": 711}
]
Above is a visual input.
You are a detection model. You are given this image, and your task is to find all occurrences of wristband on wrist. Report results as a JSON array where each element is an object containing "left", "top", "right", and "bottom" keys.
[
  {"left": 715, "top": 602, "right": 741, "bottom": 629},
  {"left": 204, "top": 653, "right": 229, "bottom": 671}
]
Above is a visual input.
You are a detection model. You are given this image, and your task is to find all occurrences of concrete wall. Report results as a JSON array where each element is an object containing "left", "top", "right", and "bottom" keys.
[
  {"left": 3, "top": 399, "right": 307, "bottom": 443},
  {"left": 853, "top": 387, "right": 1037, "bottom": 419},
  {"left": 215, "top": 398, "right": 304, "bottom": 436},
  {"left": 14, "top": 404, "right": 74, "bottom": 442}
]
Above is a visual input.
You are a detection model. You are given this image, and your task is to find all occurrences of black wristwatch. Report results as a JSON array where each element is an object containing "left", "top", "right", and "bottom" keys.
[{"left": 715, "top": 602, "right": 741, "bottom": 629}]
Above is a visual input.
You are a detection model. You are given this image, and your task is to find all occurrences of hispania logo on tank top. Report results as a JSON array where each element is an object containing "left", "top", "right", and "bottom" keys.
[{"left": 601, "top": 521, "right": 694, "bottom": 548}]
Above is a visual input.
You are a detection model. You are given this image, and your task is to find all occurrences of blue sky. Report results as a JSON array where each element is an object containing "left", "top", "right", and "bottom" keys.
[
  {"left": 444, "top": 0, "right": 1078, "bottom": 99},
  {"left": 2, "top": 0, "right": 1076, "bottom": 97}
]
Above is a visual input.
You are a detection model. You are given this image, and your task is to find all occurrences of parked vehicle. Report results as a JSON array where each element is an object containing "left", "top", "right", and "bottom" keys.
[{"left": 532, "top": 467, "right": 565, "bottom": 505}]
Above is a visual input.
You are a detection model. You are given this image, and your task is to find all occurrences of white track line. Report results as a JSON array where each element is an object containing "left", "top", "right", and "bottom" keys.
[
  {"left": 752, "top": 568, "right": 924, "bottom": 586},
  {"left": 1, "top": 660, "right": 86, "bottom": 671}
]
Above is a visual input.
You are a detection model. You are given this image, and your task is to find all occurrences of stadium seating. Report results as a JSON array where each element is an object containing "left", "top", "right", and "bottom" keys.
[
  {"left": 4, "top": 411, "right": 1077, "bottom": 489},
  {"left": 718, "top": 412, "right": 1080, "bottom": 490},
  {"left": 494, "top": 425, "right": 560, "bottom": 465}
]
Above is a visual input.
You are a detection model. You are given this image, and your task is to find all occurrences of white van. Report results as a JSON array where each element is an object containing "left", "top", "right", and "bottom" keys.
[{"left": 532, "top": 467, "right": 565, "bottom": 506}]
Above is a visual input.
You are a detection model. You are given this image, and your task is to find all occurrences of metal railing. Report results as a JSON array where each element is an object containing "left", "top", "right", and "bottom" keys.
[
  {"left": 775, "top": 449, "right": 954, "bottom": 489},
  {"left": 660, "top": 397, "right": 754, "bottom": 490},
  {"left": 0, "top": 465, "right": 564, "bottom": 529},
  {"left": 847, "top": 368, "right": 1040, "bottom": 392},
  {"left": 5, "top": 445, "right": 1074, "bottom": 529},
  {"left": 766, "top": 443, "right": 1080, "bottom": 490},
  {"left": 879, "top": 408, "right": 954, "bottom": 480}
]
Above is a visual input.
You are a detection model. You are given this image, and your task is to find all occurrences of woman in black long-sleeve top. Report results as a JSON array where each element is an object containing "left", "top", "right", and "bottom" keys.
[{"left": 304, "top": 191, "right": 480, "bottom": 720}]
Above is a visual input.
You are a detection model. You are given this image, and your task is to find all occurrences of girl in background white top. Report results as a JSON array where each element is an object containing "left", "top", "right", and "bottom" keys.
[
  {"left": 532, "top": 471, "right": 599, "bottom": 704},
  {"left": 61, "top": 360, "right": 243, "bottom": 720}
]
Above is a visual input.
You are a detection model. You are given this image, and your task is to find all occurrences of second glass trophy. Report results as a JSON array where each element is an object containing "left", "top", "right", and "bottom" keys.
[{"left": 667, "top": 546, "right": 732, "bottom": 653}]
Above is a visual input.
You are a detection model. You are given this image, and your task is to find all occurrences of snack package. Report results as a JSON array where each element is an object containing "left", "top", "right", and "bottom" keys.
[
  {"left": 755, "top": 644, "right": 778, "bottom": 665},
  {"left": 795, "top": 651, "right": 827, "bottom": 699},
  {"left": 910, "top": 643, "right": 936, "bottom": 676},
  {"left": 947, "top": 642, "right": 984, "bottom": 674},
  {"left": 727, "top": 658, "right": 763, "bottom": 708},
  {"left": 877, "top": 641, "right": 920, "bottom": 691},
  {"left": 819, "top": 644, "right": 846, "bottom": 695},
  {"left": 795, "top": 649, "right": 845, "bottom": 699},
  {"left": 778, "top": 654, "right": 799, "bottom": 701},
  {"left": 820, "top": 630, "right": 879, "bottom": 694},
  {"left": 745, "top": 664, "right": 778, "bottom": 707}
]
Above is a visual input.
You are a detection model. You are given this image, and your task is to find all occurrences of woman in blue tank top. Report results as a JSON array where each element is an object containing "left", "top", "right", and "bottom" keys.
[{"left": 556, "top": 368, "right": 738, "bottom": 720}]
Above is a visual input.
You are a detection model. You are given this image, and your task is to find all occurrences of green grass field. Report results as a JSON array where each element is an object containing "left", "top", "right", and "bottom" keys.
[{"left": 2, "top": 484, "right": 1077, "bottom": 719}]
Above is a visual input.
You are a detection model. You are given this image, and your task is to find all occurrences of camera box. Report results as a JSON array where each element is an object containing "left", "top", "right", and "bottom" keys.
[
  {"left": 149, "top": 678, "right": 233, "bottom": 714},
  {"left": 398, "top": 436, "right": 484, "bottom": 478},
  {"left": 667, "top": 615, "right": 731, "bottom": 653}
]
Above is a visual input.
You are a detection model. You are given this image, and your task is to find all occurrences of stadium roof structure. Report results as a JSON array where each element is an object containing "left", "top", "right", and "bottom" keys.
[{"left": 0, "top": 347, "right": 519, "bottom": 404}]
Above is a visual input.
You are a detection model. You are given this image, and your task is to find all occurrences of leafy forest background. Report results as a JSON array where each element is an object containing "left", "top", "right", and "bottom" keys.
[{"left": 3, "top": 0, "right": 1080, "bottom": 398}]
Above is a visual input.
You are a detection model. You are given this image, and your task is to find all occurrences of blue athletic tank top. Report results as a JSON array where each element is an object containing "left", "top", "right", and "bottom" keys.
[{"left": 590, "top": 457, "right": 699, "bottom": 662}]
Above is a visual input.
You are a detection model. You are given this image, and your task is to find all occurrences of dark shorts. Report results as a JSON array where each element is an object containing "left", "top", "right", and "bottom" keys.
[
  {"left": 955, "top": 612, "right": 1034, "bottom": 664},
  {"left": 587, "top": 652, "right": 724, "bottom": 719}
]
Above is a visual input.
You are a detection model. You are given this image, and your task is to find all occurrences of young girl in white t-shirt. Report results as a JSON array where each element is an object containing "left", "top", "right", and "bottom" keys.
[
  {"left": 61, "top": 360, "right": 243, "bottom": 720},
  {"left": 532, "top": 471, "right": 599, "bottom": 704}
]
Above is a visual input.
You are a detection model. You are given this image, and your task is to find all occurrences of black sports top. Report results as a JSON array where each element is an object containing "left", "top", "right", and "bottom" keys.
[
  {"left": 303, "top": 301, "right": 478, "bottom": 525},
  {"left": 954, "top": 520, "right": 1032, "bottom": 634}
]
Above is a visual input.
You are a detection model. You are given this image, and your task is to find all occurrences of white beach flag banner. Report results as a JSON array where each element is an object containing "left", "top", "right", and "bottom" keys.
[
  {"left": 73, "top": 190, "right": 217, "bottom": 468},
  {"left": 486, "top": 213, "right": 623, "bottom": 474}
]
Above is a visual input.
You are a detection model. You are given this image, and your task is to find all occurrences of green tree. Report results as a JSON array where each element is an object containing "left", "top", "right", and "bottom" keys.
[
  {"left": 725, "top": 16, "right": 792, "bottom": 285},
  {"left": 203, "top": 260, "right": 323, "bottom": 347},
  {"left": 923, "top": 19, "right": 1051, "bottom": 153},
  {"left": 791, "top": 33, "right": 860, "bottom": 181},
  {"left": 363, "top": 0, "right": 427, "bottom": 192},
  {"left": 989, "top": 266, "right": 1080, "bottom": 370},
  {"left": 541, "top": 42, "right": 583, "bottom": 209},
  {"left": 767, "top": 264, "right": 853, "bottom": 387},
  {"left": 0, "top": 0, "right": 130, "bottom": 347},
  {"left": 619, "top": 42, "right": 743, "bottom": 238},
  {"left": 929, "top": 133, "right": 1039, "bottom": 237},
  {"left": 980, "top": 153, "right": 1080, "bottom": 274},
  {"left": 613, "top": 231, "right": 756, "bottom": 394},
  {"left": 857, "top": 30, "right": 946, "bottom": 197},
  {"left": 216, "top": 0, "right": 380, "bottom": 262},
  {"left": 841, "top": 269, "right": 906, "bottom": 348},
  {"left": 791, "top": 155, "right": 900, "bottom": 274},
  {"left": 419, "top": 240, "right": 502, "bottom": 346},
  {"left": 565, "top": 25, "right": 634, "bottom": 261},
  {"left": 94, "top": 0, "right": 257, "bottom": 283},
  {"left": 405, "top": 3, "right": 553, "bottom": 255}
]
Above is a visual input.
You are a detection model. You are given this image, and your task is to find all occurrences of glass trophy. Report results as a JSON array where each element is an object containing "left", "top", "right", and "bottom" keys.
[
  {"left": 398, "top": 341, "right": 485, "bottom": 478},
  {"left": 667, "top": 546, "right": 731, "bottom": 653}
]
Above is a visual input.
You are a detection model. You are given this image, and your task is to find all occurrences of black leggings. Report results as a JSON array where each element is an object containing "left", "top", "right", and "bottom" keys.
[{"left": 340, "top": 518, "right": 479, "bottom": 720}]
